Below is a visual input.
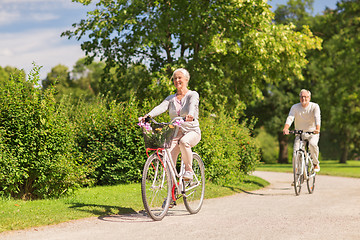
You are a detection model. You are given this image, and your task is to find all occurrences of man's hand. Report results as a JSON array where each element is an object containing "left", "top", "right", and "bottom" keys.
[
  {"left": 313, "top": 125, "right": 320, "bottom": 134},
  {"left": 283, "top": 124, "right": 290, "bottom": 135}
]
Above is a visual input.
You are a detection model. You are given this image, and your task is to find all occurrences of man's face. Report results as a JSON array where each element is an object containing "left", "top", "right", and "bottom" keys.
[{"left": 300, "top": 91, "right": 311, "bottom": 107}]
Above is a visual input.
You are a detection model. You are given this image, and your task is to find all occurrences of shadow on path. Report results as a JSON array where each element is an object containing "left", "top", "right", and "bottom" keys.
[{"left": 67, "top": 202, "right": 137, "bottom": 216}]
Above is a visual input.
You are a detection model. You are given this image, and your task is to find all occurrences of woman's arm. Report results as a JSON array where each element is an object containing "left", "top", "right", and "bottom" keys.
[
  {"left": 186, "top": 91, "right": 199, "bottom": 121},
  {"left": 147, "top": 95, "right": 172, "bottom": 118}
]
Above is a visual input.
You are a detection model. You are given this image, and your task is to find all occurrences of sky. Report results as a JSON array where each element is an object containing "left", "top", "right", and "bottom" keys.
[{"left": 0, "top": 0, "right": 340, "bottom": 80}]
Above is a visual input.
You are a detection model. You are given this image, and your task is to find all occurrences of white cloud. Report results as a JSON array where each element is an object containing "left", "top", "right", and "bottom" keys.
[
  {"left": 0, "top": 28, "right": 86, "bottom": 80},
  {"left": 0, "top": 10, "right": 20, "bottom": 26},
  {"left": 30, "top": 13, "right": 59, "bottom": 21}
]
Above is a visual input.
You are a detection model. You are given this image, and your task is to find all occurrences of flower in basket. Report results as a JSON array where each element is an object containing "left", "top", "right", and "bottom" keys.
[{"left": 172, "top": 118, "right": 184, "bottom": 127}]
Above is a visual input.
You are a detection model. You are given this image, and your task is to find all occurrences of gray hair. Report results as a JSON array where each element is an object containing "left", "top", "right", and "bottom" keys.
[
  {"left": 172, "top": 68, "right": 190, "bottom": 81},
  {"left": 299, "top": 89, "right": 311, "bottom": 97}
]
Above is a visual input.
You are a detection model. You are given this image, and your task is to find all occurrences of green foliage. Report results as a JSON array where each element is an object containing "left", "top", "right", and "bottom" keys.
[
  {"left": 307, "top": 0, "right": 360, "bottom": 162},
  {"left": 0, "top": 66, "right": 89, "bottom": 199},
  {"left": 274, "top": 0, "right": 314, "bottom": 27},
  {"left": 255, "top": 127, "right": 279, "bottom": 164},
  {"left": 194, "top": 107, "right": 261, "bottom": 185},
  {"left": 62, "top": 0, "right": 321, "bottom": 117},
  {"left": 42, "top": 60, "right": 104, "bottom": 103},
  {"left": 72, "top": 97, "right": 145, "bottom": 185}
]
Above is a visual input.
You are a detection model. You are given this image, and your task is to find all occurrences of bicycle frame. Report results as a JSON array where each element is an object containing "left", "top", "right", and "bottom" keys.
[
  {"left": 146, "top": 147, "right": 201, "bottom": 201},
  {"left": 295, "top": 135, "right": 315, "bottom": 181},
  {"left": 291, "top": 130, "right": 317, "bottom": 195}
]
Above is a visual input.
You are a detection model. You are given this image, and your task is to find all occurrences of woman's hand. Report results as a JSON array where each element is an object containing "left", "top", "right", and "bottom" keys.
[
  {"left": 185, "top": 115, "right": 194, "bottom": 122},
  {"left": 138, "top": 115, "right": 148, "bottom": 123}
]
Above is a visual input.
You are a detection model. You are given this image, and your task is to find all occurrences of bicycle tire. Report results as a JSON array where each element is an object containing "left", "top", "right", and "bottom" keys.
[
  {"left": 183, "top": 153, "right": 205, "bottom": 214},
  {"left": 293, "top": 151, "right": 302, "bottom": 196},
  {"left": 141, "top": 153, "right": 172, "bottom": 221},
  {"left": 306, "top": 156, "right": 316, "bottom": 194}
]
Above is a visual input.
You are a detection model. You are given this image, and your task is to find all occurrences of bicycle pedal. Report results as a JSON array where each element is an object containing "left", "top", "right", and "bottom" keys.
[{"left": 169, "top": 201, "right": 176, "bottom": 208}]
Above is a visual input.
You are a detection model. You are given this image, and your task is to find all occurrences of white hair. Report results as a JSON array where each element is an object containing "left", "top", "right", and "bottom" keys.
[
  {"left": 299, "top": 89, "right": 311, "bottom": 97},
  {"left": 172, "top": 68, "right": 190, "bottom": 81}
]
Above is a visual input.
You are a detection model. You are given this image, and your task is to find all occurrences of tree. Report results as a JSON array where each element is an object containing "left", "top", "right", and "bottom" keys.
[
  {"left": 62, "top": 0, "right": 321, "bottom": 116},
  {"left": 71, "top": 58, "right": 105, "bottom": 100},
  {"left": 42, "top": 60, "right": 105, "bottom": 102},
  {"left": 0, "top": 66, "right": 25, "bottom": 87},
  {"left": 274, "top": 0, "right": 314, "bottom": 27},
  {"left": 42, "top": 64, "right": 72, "bottom": 96},
  {"left": 247, "top": 0, "right": 320, "bottom": 163},
  {"left": 307, "top": 0, "right": 360, "bottom": 163}
]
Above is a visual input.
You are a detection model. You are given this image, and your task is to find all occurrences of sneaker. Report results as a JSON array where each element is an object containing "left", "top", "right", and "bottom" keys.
[
  {"left": 291, "top": 181, "right": 294, "bottom": 186},
  {"left": 183, "top": 171, "right": 193, "bottom": 180},
  {"left": 314, "top": 164, "right": 320, "bottom": 172}
]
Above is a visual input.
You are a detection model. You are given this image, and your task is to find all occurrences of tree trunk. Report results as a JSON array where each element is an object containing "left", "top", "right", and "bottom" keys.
[
  {"left": 278, "top": 132, "right": 289, "bottom": 164},
  {"left": 339, "top": 131, "right": 350, "bottom": 164},
  {"left": 340, "top": 148, "right": 348, "bottom": 163}
]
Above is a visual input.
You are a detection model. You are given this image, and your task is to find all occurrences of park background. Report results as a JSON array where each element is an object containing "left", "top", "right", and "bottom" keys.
[{"left": 0, "top": 0, "right": 359, "bottom": 201}]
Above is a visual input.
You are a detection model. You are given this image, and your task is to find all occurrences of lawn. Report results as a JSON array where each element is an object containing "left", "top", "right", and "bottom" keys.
[
  {"left": 0, "top": 175, "right": 268, "bottom": 233},
  {"left": 256, "top": 160, "right": 360, "bottom": 178}
]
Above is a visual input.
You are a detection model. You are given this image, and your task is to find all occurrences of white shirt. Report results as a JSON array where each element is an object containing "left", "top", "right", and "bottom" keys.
[{"left": 285, "top": 102, "right": 321, "bottom": 132}]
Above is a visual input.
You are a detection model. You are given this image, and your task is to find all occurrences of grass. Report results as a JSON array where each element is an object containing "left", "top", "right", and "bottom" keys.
[
  {"left": 0, "top": 174, "right": 268, "bottom": 233},
  {"left": 256, "top": 160, "right": 360, "bottom": 178}
]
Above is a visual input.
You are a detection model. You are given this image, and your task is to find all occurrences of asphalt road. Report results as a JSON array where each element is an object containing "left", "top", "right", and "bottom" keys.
[{"left": 1, "top": 171, "right": 360, "bottom": 240}]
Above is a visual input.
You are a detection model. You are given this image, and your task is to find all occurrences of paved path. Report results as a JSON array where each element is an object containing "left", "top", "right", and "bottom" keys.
[{"left": 1, "top": 171, "right": 360, "bottom": 240}]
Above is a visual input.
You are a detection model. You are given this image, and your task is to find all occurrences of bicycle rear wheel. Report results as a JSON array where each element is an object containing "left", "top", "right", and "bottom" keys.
[
  {"left": 183, "top": 153, "right": 205, "bottom": 214},
  {"left": 293, "top": 152, "right": 302, "bottom": 196},
  {"left": 306, "top": 156, "right": 316, "bottom": 194},
  {"left": 141, "top": 153, "right": 172, "bottom": 221}
]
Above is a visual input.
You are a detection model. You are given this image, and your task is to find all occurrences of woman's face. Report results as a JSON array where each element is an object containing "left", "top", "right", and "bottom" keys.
[{"left": 173, "top": 71, "right": 188, "bottom": 90}]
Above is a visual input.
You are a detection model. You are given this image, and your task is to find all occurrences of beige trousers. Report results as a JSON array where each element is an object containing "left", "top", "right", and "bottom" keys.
[
  {"left": 169, "top": 131, "right": 201, "bottom": 172},
  {"left": 293, "top": 133, "right": 320, "bottom": 165}
]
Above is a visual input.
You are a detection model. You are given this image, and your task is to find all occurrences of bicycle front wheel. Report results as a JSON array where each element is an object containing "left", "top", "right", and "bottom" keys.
[
  {"left": 293, "top": 152, "right": 303, "bottom": 196},
  {"left": 306, "top": 157, "right": 316, "bottom": 194},
  {"left": 183, "top": 153, "right": 205, "bottom": 214},
  {"left": 141, "top": 153, "right": 172, "bottom": 221}
]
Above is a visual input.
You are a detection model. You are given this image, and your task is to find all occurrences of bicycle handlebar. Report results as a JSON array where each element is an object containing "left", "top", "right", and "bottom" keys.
[
  {"left": 144, "top": 116, "right": 193, "bottom": 125},
  {"left": 289, "top": 130, "right": 315, "bottom": 135}
]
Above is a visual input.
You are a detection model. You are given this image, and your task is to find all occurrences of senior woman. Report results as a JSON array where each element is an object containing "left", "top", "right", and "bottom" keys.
[{"left": 142, "top": 68, "right": 201, "bottom": 180}]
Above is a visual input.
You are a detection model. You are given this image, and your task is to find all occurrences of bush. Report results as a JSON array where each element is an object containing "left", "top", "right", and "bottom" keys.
[
  {"left": 72, "top": 97, "right": 146, "bottom": 185},
  {"left": 0, "top": 66, "right": 89, "bottom": 199},
  {"left": 194, "top": 109, "right": 261, "bottom": 185}
]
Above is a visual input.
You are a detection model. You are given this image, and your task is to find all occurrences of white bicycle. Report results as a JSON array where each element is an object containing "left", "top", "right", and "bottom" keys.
[
  {"left": 290, "top": 130, "right": 316, "bottom": 196},
  {"left": 139, "top": 116, "right": 205, "bottom": 221}
]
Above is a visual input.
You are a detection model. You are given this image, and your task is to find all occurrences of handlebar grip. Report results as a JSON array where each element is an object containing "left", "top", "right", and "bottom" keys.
[{"left": 145, "top": 116, "right": 151, "bottom": 123}]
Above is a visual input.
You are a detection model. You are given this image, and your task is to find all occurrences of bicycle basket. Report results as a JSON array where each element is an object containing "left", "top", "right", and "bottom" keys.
[{"left": 142, "top": 123, "right": 177, "bottom": 149}]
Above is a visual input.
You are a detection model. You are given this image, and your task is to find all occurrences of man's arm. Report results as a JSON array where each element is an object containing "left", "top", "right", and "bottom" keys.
[{"left": 314, "top": 104, "right": 321, "bottom": 134}]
